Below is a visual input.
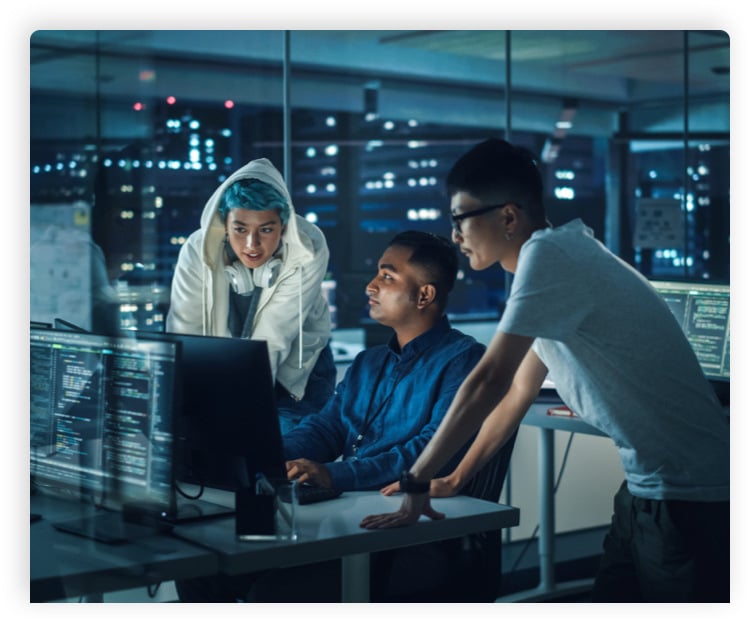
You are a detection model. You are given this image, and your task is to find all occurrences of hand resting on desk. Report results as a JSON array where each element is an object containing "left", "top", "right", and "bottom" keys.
[{"left": 360, "top": 491, "right": 444, "bottom": 529}]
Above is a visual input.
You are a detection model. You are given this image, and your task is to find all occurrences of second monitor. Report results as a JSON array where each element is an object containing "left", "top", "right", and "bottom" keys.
[{"left": 134, "top": 332, "right": 286, "bottom": 493}]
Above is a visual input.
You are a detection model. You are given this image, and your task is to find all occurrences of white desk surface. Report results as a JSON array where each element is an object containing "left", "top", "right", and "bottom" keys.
[
  {"left": 173, "top": 490, "right": 520, "bottom": 576},
  {"left": 30, "top": 495, "right": 219, "bottom": 602},
  {"left": 31, "top": 490, "right": 518, "bottom": 603}
]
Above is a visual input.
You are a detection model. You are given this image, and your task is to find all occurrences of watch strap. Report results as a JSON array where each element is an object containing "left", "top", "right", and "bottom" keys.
[{"left": 399, "top": 470, "right": 430, "bottom": 494}]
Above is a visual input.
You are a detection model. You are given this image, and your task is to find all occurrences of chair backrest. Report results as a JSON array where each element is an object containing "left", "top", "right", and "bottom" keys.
[
  {"left": 451, "top": 427, "right": 519, "bottom": 601},
  {"left": 460, "top": 427, "right": 518, "bottom": 502}
]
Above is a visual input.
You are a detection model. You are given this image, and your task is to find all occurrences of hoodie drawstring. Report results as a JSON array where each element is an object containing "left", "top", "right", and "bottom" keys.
[{"left": 298, "top": 267, "right": 303, "bottom": 368}]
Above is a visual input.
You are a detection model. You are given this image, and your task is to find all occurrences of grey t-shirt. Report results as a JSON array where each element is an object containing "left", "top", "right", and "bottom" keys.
[{"left": 498, "top": 219, "right": 729, "bottom": 501}]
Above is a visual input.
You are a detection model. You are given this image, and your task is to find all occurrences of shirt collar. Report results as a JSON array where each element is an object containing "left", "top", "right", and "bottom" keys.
[{"left": 386, "top": 315, "right": 451, "bottom": 360}]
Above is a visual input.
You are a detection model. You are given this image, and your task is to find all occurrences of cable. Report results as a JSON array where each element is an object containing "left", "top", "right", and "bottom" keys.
[
  {"left": 174, "top": 480, "right": 204, "bottom": 501},
  {"left": 508, "top": 431, "right": 575, "bottom": 574}
]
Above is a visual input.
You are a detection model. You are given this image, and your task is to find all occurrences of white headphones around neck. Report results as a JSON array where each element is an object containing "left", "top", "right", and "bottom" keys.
[
  {"left": 225, "top": 259, "right": 282, "bottom": 295},
  {"left": 223, "top": 238, "right": 282, "bottom": 295}
]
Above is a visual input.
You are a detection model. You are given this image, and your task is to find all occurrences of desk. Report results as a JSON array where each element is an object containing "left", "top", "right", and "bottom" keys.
[
  {"left": 497, "top": 402, "right": 607, "bottom": 603},
  {"left": 31, "top": 491, "right": 518, "bottom": 603},
  {"left": 173, "top": 490, "right": 520, "bottom": 602},
  {"left": 30, "top": 495, "right": 219, "bottom": 602}
]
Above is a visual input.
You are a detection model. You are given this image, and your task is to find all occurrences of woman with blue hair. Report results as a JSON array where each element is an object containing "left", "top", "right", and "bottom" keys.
[{"left": 167, "top": 158, "right": 335, "bottom": 433}]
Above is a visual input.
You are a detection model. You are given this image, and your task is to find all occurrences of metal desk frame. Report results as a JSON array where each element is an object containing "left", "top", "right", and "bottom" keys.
[{"left": 497, "top": 402, "right": 607, "bottom": 602}]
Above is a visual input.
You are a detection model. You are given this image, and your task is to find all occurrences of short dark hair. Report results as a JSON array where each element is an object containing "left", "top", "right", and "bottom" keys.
[
  {"left": 387, "top": 230, "right": 458, "bottom": 313},
  {"left": 445, "top": 138, "right": 546, "bottom": 226}
]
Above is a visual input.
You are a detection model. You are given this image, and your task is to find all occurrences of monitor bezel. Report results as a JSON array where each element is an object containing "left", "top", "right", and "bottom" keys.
[{"left": 133, "top": 331, "right": 286, "bottom": 494}]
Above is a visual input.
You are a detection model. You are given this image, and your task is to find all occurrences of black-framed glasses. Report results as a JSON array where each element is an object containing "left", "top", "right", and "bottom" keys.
[{"left": 450, "top": 203, "right": 510, "bottom": 234}]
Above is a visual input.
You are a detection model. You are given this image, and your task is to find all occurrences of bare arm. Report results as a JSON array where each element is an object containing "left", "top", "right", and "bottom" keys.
[
  {"left": 361, "top": 331, "right": 535, "bottom": 528},
  {"left": 408, "top": 331, "right": 535, "bottom": 483},
  {"left": 431, "top": 349, "right": 548, "bottom": 496}
]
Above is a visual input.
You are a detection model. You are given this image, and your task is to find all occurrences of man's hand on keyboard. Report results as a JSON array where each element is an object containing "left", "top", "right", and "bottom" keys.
[{"left": 285, "top": 458, "right": 333, "bottom": 489}]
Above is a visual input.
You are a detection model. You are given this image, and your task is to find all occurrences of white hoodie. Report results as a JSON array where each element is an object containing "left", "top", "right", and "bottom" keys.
[{"left": 166, "top": 158, "right": 332, "bottom": 400}]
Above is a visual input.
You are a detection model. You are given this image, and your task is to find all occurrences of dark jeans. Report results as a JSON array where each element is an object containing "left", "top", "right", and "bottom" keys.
[
  {"left": 276, "top": 342, "right": 336, "bottom": 435},
  {"left": 592, "top": 481, "right": 729, "bottom": 602}
]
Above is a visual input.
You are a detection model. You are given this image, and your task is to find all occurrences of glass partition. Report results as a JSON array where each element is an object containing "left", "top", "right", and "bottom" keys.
[
  {"left": 288, "top": 31, "right": 512, "bottom": 325},
  {"left": 29, "top": 30, "right": 730, "bottom": 334},
  {"left": 619, "top": 31, "right": 730, "bottom": 281},
  {"left": 31, "top": 30, "right": 286, "bottom": 332}
]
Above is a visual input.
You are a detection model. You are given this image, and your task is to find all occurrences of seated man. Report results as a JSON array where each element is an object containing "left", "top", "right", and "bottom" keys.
[{"left": 176, "top": 230, "right": 488, "bottom": 602}]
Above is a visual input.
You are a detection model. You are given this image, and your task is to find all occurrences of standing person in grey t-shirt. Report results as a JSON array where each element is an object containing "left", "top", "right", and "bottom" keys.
[{"left": 362, "top": 138, "right": 729, "bottom": 603}]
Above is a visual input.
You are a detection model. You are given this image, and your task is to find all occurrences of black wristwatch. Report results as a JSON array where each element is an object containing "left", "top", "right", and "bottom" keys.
[{"left": 399, "top": 470, "right": 430, "bottom": 494}]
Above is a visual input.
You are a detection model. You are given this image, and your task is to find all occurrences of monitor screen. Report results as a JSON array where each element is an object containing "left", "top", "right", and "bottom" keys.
[
  {"left": 650, "top": 280, "right": 730, "bottom": 382},
  {"left": 30, "top": 328, "right": 180, "bottom": 515},
  {"left": 134, "top": 332, "right": 285, "bottom": 492}
]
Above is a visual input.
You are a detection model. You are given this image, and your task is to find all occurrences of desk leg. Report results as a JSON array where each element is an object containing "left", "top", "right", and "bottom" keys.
[
  {"left": 538, "top": 427, "right": 555, "bottom": 592},
  {"left": 341, "top": 553, "right": 369, "bottom": 602},
  {"left": 496, "top": 426, "right": 594, "bottom": 602}
]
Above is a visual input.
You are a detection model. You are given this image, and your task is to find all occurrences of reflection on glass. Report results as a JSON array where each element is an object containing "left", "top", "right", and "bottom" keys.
[{"left": 30, "top": 30, "right": 729, "bottom": 333}]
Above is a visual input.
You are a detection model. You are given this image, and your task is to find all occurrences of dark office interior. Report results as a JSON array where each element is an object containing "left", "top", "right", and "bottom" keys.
[{"left": 29, "top": 28, "right": 731, "bottom": 605}]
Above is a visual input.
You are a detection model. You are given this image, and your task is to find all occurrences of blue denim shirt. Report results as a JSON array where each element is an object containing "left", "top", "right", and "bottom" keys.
[{"left": 282, "top": 316, "right": 486, "bottom": 491}]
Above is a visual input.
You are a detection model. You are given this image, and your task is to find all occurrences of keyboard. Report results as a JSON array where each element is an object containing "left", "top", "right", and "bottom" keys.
[{"left": 282, "top": 482, "right": 342, "bottom": 505}]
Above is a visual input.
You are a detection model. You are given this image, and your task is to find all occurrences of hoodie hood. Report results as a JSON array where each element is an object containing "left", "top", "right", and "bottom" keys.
[{"left": 199, "top": 158, "right": 314, "bottom": 270}]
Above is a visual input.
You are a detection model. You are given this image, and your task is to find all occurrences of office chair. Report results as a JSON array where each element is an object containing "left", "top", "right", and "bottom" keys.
[
  {"left": 371, "top": 427, "right": 519, "bottom": 602},
  {"left": 455, "top": 427, "right": 519, "bottom": 601}
]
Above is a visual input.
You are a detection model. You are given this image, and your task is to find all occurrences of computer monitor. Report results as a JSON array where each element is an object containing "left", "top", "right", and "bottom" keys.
[
  {"left": 53, "top": 317, "right": 89, "bottom": 333},
  {"left": 30, "top": 328, "right": 181, "bottom": 516},
  {"left": 134, "top": 332, "right": 285, "bottom": 492},
  {"left": 650, "top": 280, "right": 730, "bottom": 383}
]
